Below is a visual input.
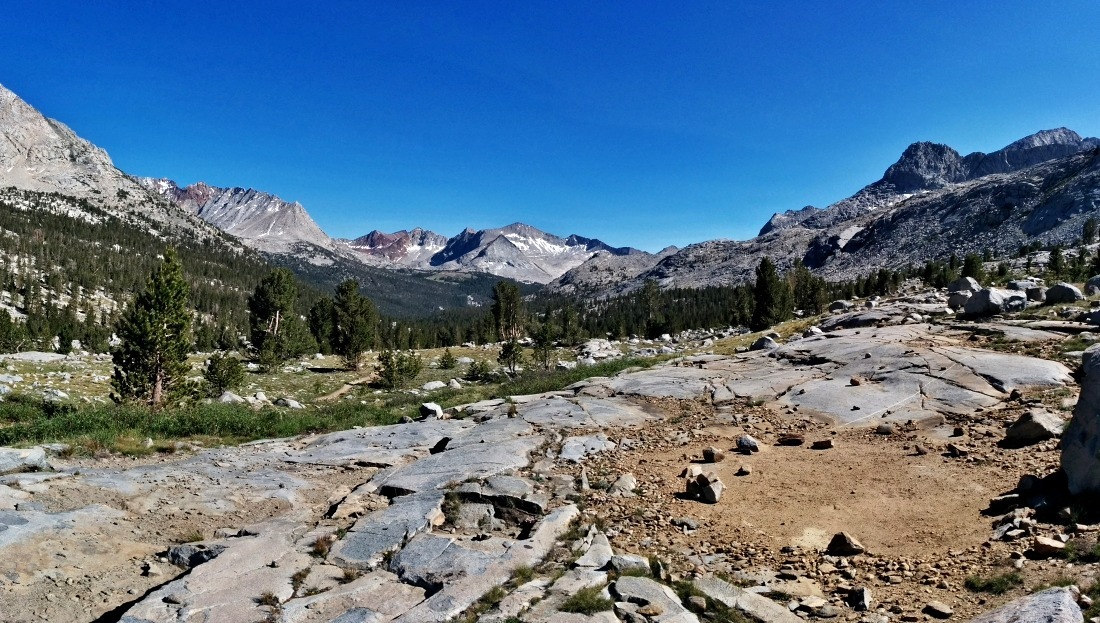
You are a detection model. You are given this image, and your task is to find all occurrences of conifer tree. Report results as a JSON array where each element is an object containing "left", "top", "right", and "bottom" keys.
[
  {"left": 332, "top": 279, "right": 378, "bottom": 370},
  {"left": 248, "top": 268, "right": 298, "bottom": 370},
  {"left": 750, "top": 257, "right": 793, "bottom": 331},
  {"left": 110, "top": 249, "right": 193, "bottom": 407},
  {"left": 491, "top": 281, "right": 523, "bottom": 341}
]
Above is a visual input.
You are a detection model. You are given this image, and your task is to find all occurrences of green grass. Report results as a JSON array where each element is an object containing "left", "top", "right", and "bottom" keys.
[
  {"left": 0, "top": 352, "right": 666, "bottom": 452},
  {"left": 1085, "top": 580, "right": 1100, "bottom": 618},
  {"left": 558, "top": 586, "right": 613, "bottom": 615},
  {"left": 495, "top": 357, "right": 660, "bottom": 397},
  {"left": 965, "top": 571, "right": 1024, "bottom": 595},
  {"left": 0, "top": 394, "right": 401, "bottom": 451}
]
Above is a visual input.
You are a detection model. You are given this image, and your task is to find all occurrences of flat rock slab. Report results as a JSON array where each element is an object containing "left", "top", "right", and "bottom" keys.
[
  {"left": 393, "top": 505, "right": 579, "bottom": 623},
  {"left": 280, "top": 570, "right": 426, "bottom": 623},
  {"left": 368, "top": 436, "right": 543, "bottom": 496},
  {"left": 694, "top": 576, "right": 802, "bottom": 623},
  {"left": 518, "top": 396, "right": 655, "bottom": 429},
  {"left": 0, "top": 504, "right": 125, "bottom": 549},
  {"left": 606, "top": 367, "right": 716, "bottom": 400},
  {"left": 287, "top": 421, "right": 476, "bottom": 467},
  {"left": 121, "top": 515, "right": 315, "bottom": 623},
  {"left": 560, "top": 434, "right": 617, "bottom": 462},
  {"left": 390, "top": 533, "right": 510, "bottom": 590},
  {"left": 966, "top": 586, "right": 1082, "bottom": 622},
  {"left": 329, "top": 491, "right": 444, "bottom": 570},
  {"left": 932, "top": 346, "right": 1073, "bottom": 392},
  {"left": 612, "top": 575, "right": 700, "bottom": 623},
  {"left": 1, "top": 351, "right": 66, "bottom": 362}
]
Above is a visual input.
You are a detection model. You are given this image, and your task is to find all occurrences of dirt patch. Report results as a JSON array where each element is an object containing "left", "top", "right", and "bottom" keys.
[{"left": 574, "top": 396, "right": 1076, "bottom": 619}]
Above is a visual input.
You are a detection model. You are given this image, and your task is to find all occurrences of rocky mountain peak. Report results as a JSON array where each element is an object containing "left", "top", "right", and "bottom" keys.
[
  {"left": 881, "top": 141, "right": 968, "bottom": 193},
  {"left": 139, "top": 178, "right": 334, "bottom": 254},
  {"left": 1005, "top": 127, "right": 1084, "bottom": 150},
  {"left": 0, "top": 82, "right": 147, "bottom": 199}
]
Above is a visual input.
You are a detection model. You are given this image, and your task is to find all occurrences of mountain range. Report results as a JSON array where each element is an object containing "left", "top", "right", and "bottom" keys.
[{"left": 3, "top": 80, "right": 1100, "bottom": 309}]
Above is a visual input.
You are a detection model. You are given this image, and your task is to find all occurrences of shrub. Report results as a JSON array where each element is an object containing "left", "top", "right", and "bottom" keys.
[
  {"left": 465, "top": 359, "right": 495, "bottom": 382},
  {"left": 203, "top": 353, "right": 245, "bottom": 397},
  {"left": 375, "top": 350, "right": 423, "bottom": 390},
  {"left": 965, "top": 571, "right": 1023, "bottom": 594},
  {"left": 559, "top": 586, "right": 613, "bottom": 614},
  {"left": 439, "top": 348, "right": 457, "bottom": 370}
]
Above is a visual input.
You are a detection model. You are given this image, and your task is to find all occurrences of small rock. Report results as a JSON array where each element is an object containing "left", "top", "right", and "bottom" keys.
[
  {"left": 923, "top": 601, "right": 953, "bottom": 619},
  {"left": 1032, "top": 535, "right": 1066, "bottom": 557},
  {"left": 736, "top": 464, "right": 752, "bottom": 477},
  {"left": 777, "top": 433, "right": 805, "bottom": 446},
  {"left": 826, "top": 532, "right": 865, "bottom": 556},
  {"left": 418, "top": 402, "right": 445, "bottom": 419},
  {"left": 687, "top": 595, "right": 707, "bottom": 612},
  {"left": 811, "top": 439, "right": 834, "bottom": 450},
  {"left": 875, "top": 423, "right": 895, "bottom": 435},
  {"left": 848, "top": 586, "right": 872, "bottom": 611},
  {"left": 671, "top": 517, "right": 699, "bottom": 530},
  {"left": 702, "top": 446, "right": 725, "bottom": 463},
  {"left": 736, "top": 435, "right": 760, "bottom": 454}
]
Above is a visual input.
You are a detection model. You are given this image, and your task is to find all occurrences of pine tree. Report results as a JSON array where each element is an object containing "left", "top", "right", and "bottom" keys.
[
  {"left": 490, "top": 281, "right": 523, "bottom": 342},
  {"left": 332, "top": 279, "right": 378, "bottom": 370},
  {"left": 110, "top": 249, "right": 193, "bottom": 407},
  {"left": 530, "top": 321, "right": 557, "bottom": 371},
  {"left": 498, "top": 339, "right": 524, "bottom": 374},
  {"left": 961, "top": 253, "right": 985, "bottom": 284},
  {"left": 248, "top": 268, "right": 298, "bottom": 370},
  {"left": 750, "top": 257, "right": 793, "bottom": 331},
  {"left": 308, "top": 297, "right": 335, "bottom": 355}
]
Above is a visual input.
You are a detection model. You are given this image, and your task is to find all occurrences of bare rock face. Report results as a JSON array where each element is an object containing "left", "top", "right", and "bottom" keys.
[
  {"left": 139, "top": 178, "right": 335, "bottom": 254},
  {"left": 966, "top": 586, "right": 1082, "bottom": 623},
  {"left": 0, "top": 83, "right": 147, "bottom": 200},
  {"left": 1061, "top": 344, "right": 1100, "bottom": 495}
]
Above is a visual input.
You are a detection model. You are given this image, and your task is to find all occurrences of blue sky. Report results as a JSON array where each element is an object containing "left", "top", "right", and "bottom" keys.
[{"left": 3, "top": 1, "right": 1099, "bottom": 252}]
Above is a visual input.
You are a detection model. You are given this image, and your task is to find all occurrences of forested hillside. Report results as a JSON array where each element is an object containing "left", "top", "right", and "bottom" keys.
[{"left": 0, "top": 188, "right": 283, "bottom": 351}]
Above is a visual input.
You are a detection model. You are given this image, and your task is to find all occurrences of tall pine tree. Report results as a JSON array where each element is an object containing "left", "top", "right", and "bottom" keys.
[
  {"left": 111, "top": 249, "right": 193, "bottom": 407},
  {"left": 750, "top": 257, "right": 793, "bottom": 331},
  {"left": 332, "top": 279, "right": 378, "bottom": 371}
]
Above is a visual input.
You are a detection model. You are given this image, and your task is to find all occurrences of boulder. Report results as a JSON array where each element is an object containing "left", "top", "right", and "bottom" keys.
[
  {"left": 947, "top": 291, "right": 972, "bottom": 310},
  {"left": 702, "top": 446, "right": 725, "bottom": 463},
  {"left": 610, "top": 554, "right": 651, "bottom": 575},
  {"left": 685, "top": 470, "right": 724, "bottom": 503},
  {"left": 803, "top": 326, "right": 824, "bottom": 337},
  {"left": 967, "top": 586, "right": 1082, "bottom": 623},
  {"left": 1045, "top": 283, "right": 1085, "bottom": 304},
  {"left": 218, "top": 391, "right": 246, "bottom": 404},
  {"left": 1004, "top": 409, "right": 1065, "bottom": 446},
  {"left": 750, "top": 336, "right": 778, "bottom": 351},
  {"left": 607, "top": 473, "right": 638, "bottom": 497},
  {"left": 1027, "top": 286, "right": 1048, "bottom": 302},
  {"left": 829, "top": 300, "right": 852, "bottom": 312},
  {"left": 948, "top": 276, "right": 982, "bottom": 293},
  {"left": 0, "top": 447, "right": 49, "bottom": 475},
  {"left": 418, "top": 402, "right": 445, "bottom": 419},
  {"left": 965, "top": 288, "right": 1011, "bottom": 317},
  {"left": 1008, "top": 278, "right": 1043, "bottom": 291},
  {"left": 1087, "top": 275, "right": 1100, "bottom": 296},
  {"left": 826, "top": 532, "right": 865, "bottom": 556},
  {"left": 275, "top": 397, "right": 304, "bottom": 409},
  {"left": 1062, "top": 344, "right": 1100, "bottom": 494},
  {"left": 421, "top": 380, "right": 447, "bottom": 391},
  {"left": 736, "top": 434, "right": 760, "bottom": 453}
]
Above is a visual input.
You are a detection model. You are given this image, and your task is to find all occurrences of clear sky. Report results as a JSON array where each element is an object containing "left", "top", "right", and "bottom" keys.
[{"left": 3, "top": 1, "right": 1099, "bottom": 252}]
